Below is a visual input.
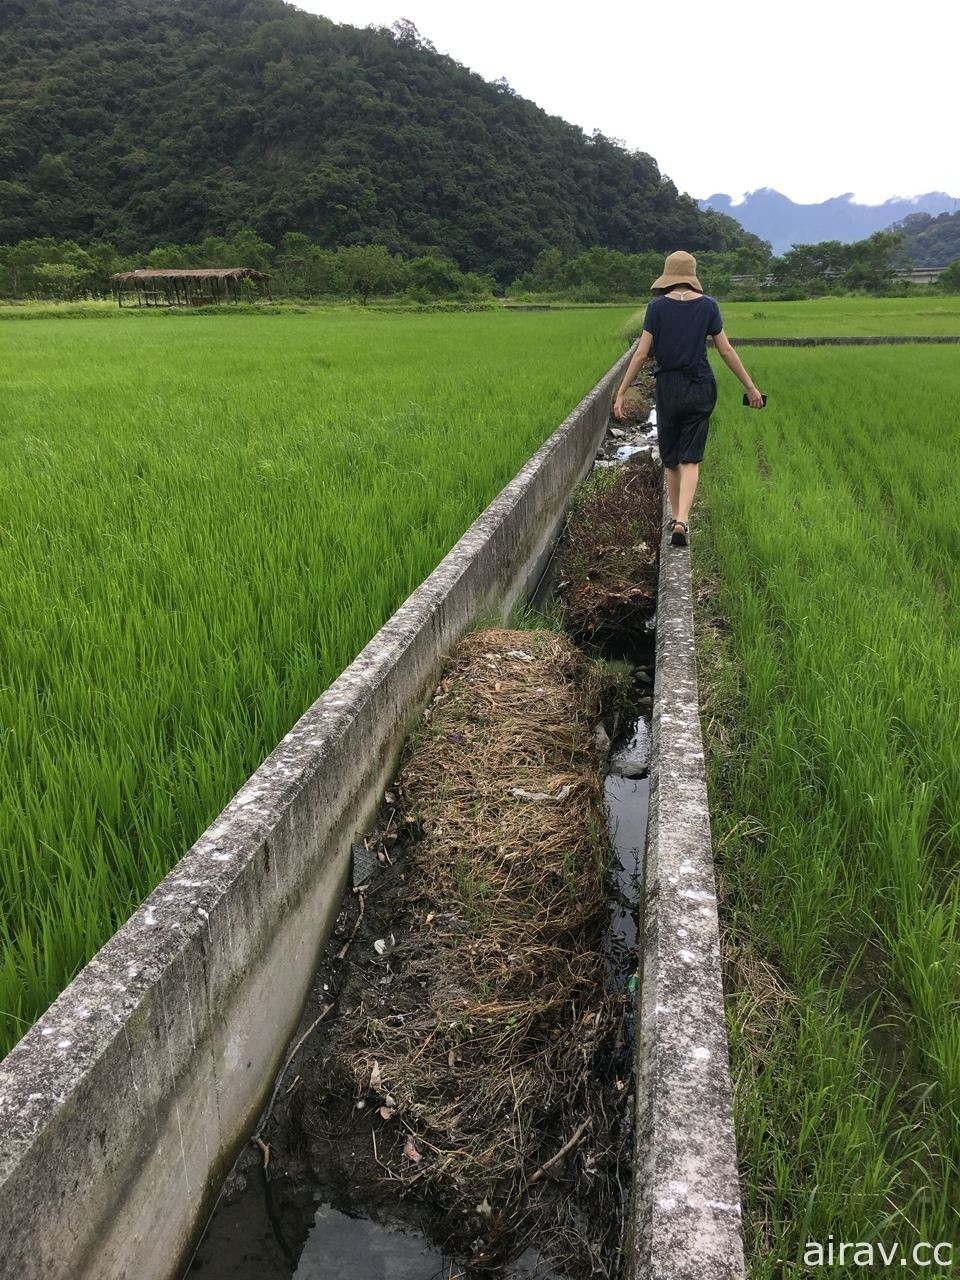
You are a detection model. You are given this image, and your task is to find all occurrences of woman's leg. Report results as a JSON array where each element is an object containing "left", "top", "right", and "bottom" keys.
[
  {"left": 665, "top": 464, "right": 681, "bottom": 519},
  {"left": 674, "top": 462, "right": 700, "bottom": 526},
  {"left": 672, "top": 379, "right": 714, "bottom": 530},
  {"left": 660, "top": 374, "right": 712, "bottom": 531}
]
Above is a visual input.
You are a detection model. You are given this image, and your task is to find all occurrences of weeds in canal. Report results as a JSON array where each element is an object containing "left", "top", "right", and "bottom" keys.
[
  {"left": 0, "top": 307, "right": 631, "bottom": 1056},
  {"left": 696, "top": 345, "right": 960, "bottom": 1272}
]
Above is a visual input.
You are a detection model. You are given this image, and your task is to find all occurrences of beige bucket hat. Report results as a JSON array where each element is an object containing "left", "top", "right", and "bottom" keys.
[{"left": 651, "top": 250, "right": 703, "bottom": 293}]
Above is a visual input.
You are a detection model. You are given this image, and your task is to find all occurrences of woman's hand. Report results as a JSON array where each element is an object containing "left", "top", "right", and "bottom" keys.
[
  {"left": 613, "top": 393, "right": 625, "bottom": 421},
  {"left": 745, "top": 385, "right": 765, "bottom": 409}
]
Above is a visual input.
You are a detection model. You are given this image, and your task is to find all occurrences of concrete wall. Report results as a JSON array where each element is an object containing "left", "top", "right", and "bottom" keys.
[
  {"left": 629, "top": 505, "right": 747, "bottom": 1279},
  {"left": 0, "top": 350, "right": 629, "bottom": 1280},
  {"left": 729, "top": 335, "right": 960, "bottom": 346}
]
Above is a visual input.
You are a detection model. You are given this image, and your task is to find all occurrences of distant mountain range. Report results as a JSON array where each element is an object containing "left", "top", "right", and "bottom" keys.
[{"left": 699, "top": 189, "right": 960, "bottom": 256}]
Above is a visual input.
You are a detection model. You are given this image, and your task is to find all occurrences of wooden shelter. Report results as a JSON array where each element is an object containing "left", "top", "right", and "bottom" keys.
[{"left": 110, "top": 267, "right": 272, "bottom": 307}]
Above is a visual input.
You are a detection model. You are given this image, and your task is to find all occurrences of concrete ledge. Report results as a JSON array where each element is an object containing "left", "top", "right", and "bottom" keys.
[
  {"left": 728, "top": 334, "right": 960, "bottom": 346},
  {"left": 0, "top": 349, "right": 630, "bottom": 1280},
  {"left": 630, "top": 503, "right": 746, "bottom": 1279}
]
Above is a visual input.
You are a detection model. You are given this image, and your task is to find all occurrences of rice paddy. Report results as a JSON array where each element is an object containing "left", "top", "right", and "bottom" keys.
[
  {"left": 720, "top": 294, "right": 960, "bottom": 337},
  {"left": 697, "top": 344, "right": 960, "bottom": 1270},
  {"left": 0, "top": 307, "right": 630, "bottom": 1057}
]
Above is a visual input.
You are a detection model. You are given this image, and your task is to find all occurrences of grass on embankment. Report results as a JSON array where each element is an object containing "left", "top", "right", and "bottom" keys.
[
  {"left": 0, "top": 307, "right": 630, "bottom": 1056},
  {"left": 696, "top": 345, "right": 960, "bottom": 1271}
]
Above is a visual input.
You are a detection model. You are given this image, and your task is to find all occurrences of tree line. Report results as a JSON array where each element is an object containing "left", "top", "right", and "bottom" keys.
[
  {"left": 512, "top": 231, "right": 960, "bottom": 299},
  {"left": 0, "top": 232, "right": 495, "bottom": 303},
  {"left": 4, "top": 227, "right": 956, "bottom": 305}
]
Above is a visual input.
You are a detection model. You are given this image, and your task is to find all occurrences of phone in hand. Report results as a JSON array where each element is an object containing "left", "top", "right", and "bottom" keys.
[{"left": 743, "top": 393, "right": 768, "bottom": 407}]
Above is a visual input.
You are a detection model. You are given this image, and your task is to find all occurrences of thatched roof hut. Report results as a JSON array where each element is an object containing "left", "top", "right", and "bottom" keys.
[{"left": 110, "top": 267, "right": 271, "bottom": 307}]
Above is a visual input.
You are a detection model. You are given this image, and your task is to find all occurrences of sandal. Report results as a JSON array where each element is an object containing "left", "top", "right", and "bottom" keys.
[{"left": 669, "top": 520, "right": 689, "bottom": 547}]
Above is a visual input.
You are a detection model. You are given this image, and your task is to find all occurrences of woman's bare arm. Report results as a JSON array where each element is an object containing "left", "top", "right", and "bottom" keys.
[
  {"left": 713, "top": 330, "right": 764, "bottom": 407},
  {"left": 613, "top": 330, "right": 653, "bottom": 419}
]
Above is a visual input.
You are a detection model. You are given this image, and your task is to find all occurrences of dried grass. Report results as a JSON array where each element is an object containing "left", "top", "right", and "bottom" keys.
[
  {"left": 617, "top": 361, "right": 655, "bottom": 425},
  {"left": 723, "top": 934, "right": 799, "bottom": 1078},
  {"left": 317, "top": 629, "right": 631, "bottom": 1273},
  {"left": 555, "top": 456, "right": 662, "bottom": 649}
]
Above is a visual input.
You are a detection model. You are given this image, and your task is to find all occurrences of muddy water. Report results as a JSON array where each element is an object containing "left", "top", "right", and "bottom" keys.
[
  {"left": 605, "top": 769, "right": 649, "bottom": 959},
  {"left": 186, "top": 1171, "right": 452, "bottom": 1278},
  {"left": 188, "top": 1179, "right": 552, "bottom": 1278},
  {"left": 295, "top": 1207, "right": 445, "bottom": 1279},
  {"left": 297, "top": 1215, "right": 542, "bottom": 1280}
]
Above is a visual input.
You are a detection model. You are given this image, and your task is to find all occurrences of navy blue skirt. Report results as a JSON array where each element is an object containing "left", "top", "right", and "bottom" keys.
[{"left": 656, "top": 370, "right": 717, "bottom": 468}]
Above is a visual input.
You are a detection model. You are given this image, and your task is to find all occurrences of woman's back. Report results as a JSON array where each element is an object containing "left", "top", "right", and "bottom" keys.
[{"left": 642, "top": 293, "right": 723, "bottom": 381}]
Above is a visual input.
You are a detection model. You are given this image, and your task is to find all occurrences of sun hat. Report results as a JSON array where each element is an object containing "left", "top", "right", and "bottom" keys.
[{"left": 651, "top": 250, "right": 703, "bottom": 293}]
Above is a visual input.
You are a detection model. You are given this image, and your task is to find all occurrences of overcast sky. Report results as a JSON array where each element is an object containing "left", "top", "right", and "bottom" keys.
[{"left": 293, "top": 0, "right": 959, "bottom": 206}]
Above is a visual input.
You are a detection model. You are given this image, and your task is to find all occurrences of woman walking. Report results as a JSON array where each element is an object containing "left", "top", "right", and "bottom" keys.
[{"left": 614, "top": 250, "right": 764, "bottom": 546}]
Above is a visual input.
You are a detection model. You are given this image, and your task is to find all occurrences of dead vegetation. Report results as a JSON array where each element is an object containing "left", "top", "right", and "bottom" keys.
[
  {"left": 235, "top": 447, "right": 665, "bottom": 1277},
  {"left": 616, "top": 361, "right": 655, "bottom": 425},
  {"left": 298, "top": 629, "right": 633, "bottom": 1275},
  {"left": 555, "top": 456, "right": 662, "bottom": 650}
]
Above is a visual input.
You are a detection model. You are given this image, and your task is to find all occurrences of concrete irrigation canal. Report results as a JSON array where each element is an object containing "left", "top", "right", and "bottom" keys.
[{"left": 0, "top": 353, "right": 744, "bottom": 1279}]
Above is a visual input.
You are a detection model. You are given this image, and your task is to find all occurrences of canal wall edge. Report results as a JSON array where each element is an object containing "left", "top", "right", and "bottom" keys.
[{"left": 629, "top": 502, "right": 747, "bottom": 1278}]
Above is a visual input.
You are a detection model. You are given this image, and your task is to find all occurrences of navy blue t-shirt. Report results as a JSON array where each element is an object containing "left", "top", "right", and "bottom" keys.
[{"left": 642, "top": 294, "right": 723, "bottom": 381}]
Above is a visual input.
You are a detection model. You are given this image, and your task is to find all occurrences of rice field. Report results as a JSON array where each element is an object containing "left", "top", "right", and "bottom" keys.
[
  {"left": 721, "top": 294, "right": 960, "bottom": 338},
  {"left": 0, "top": 307, "right": 631, "bottom": 1057},
  {"left": 697, "top": 344, "right": 960, "bottom": 1270}
]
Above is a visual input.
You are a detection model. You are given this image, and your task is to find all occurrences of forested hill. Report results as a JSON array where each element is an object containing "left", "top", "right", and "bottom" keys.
[
  {"left": 0, "top": 0, "right": 757, "bottom": 279},
  {"left": 896, "top": 211, "right": 960, "bottom": 268}
]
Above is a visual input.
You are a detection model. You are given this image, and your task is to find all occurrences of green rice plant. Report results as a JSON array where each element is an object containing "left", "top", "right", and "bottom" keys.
[
  {"left": 619, "top": 295, "right": 960, "bottom": 345},
  {"left": 720, "top": 295, "right": 960, "bottom": 337},
  {"left": 0, "top": 307, "right": 631, "bottom": 1055},
  {"left": 697, "top": 345, "right": 960, "bottom": 1270}
]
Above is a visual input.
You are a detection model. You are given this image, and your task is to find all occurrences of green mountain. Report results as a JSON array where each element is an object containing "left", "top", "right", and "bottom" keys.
[
  {"left": 896, "top": 211, "right": 960, "bottom": 268},
  {"left": 0, "top": 0, "right": 757, "bottom": 279}
]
